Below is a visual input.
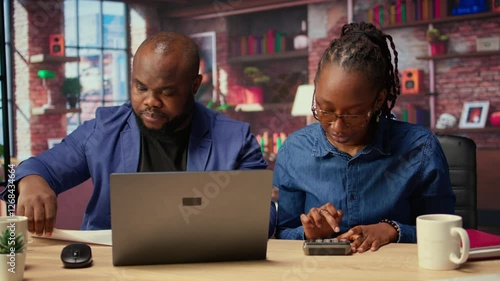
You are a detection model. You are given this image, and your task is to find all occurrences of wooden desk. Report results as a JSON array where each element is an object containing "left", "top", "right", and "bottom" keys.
[{"left": 24, "top": 238, "right": 500, "bottom": 281}]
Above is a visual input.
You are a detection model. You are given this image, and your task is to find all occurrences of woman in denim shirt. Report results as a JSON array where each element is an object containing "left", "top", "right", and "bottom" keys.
[{"left": 274, "top": 22, "right": 455, "bottom": 253}]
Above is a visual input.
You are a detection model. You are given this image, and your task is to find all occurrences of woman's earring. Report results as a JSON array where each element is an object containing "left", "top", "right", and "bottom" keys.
[{"left": 376, "top": 110, "right": 382, "bottom": 123}]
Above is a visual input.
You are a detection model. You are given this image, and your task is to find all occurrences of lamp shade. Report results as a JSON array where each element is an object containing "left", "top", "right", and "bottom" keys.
[
  {"left": 291, "top": 84, "right": 314, "bottom": 116},
  {"left": 37, "top": 70, "right": 56, "bottom": 79}
]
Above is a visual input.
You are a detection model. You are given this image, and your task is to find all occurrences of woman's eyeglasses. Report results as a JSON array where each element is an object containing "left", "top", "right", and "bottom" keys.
[{"left": 311, "top": 95, "right": 373, "bottom": 128}]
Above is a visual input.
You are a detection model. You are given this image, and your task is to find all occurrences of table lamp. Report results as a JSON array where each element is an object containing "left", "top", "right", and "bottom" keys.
[
  {"left": 37, "top": 69, "right": 56, "bottom": 109},
  {"left": 291, "top": 84, "right": 316, "bottom": 125}
]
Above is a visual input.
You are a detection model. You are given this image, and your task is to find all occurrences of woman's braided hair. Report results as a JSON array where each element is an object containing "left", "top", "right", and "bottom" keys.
[{"left": 315, "top": 22, "right": 401, "bottom": 118}]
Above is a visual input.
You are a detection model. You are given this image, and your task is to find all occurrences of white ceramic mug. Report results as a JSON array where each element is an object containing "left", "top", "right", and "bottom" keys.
[{"left": 417, "top": 214, "right": 469, "bottom": 270}]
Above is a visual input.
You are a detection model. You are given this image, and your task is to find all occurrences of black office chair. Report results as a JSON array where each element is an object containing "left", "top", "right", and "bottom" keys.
[{"left": 436, "top": 134, "right": 477, "bottom": 229}]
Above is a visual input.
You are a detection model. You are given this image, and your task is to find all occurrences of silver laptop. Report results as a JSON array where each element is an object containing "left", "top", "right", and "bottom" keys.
[{"left": 110, "top": 170, "right": 273, "bottom": 266}]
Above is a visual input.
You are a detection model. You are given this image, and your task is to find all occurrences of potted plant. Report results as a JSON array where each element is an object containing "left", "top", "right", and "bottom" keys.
[
  {"left": 243, "top": 66, "right": 270, "bottom": 104},
  {"left": 0, "top": 228, "right": 26, "bottom": 281},
  {"left": 62, "top": 77, "right": 82, "bottom": 108},
  {"left": 426, "top": 28, "right": 449, "bottom": 56}
]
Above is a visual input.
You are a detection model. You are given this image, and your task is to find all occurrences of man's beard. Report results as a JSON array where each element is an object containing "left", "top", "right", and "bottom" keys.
[{"left": 134, "top": 109, "right": 192, "bottom": 141}]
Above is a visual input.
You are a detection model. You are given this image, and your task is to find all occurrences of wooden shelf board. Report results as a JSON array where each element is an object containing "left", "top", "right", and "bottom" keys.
[
  {"left": 382, "top": 11, "right": 500, "bottom": 30},
  {"left": 397, "top": 93, "right": 429, "bottom": 99},
  {"left": 234, "top": 102, "right": 293, "bottom": 112},
  {"left": 30, "top": 54, "right": 80, "bottom": 64},
  {"left": 227, "top": 50, "right": 308, "bottom": 64},
  {"left": 433, "top": 127, "right": 500, "bottom": 134},
  {"left": 416, "top": 50, "right": 500, "bottom": 61},
  {"left": 32, "top": 107, "right": 82, "bottom": 115},
  {"left": 163, "top": 0, "right": 331, "bottom": 19}
]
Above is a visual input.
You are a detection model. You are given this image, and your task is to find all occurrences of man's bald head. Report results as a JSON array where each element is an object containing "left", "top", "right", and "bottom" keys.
[{"left": 135, "top": 32, "right": 200, "bottom": 78}]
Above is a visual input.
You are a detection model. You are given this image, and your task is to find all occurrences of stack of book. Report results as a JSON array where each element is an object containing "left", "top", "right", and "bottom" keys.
[
  {"left": 231, "top": 29, "right": 288, "bottom": 57},
  {"left": 367, "top": 0, "right": 451, "bottom": 26},
  {"left": 401, "top": 103, "right": 430, "bottom": 127}
]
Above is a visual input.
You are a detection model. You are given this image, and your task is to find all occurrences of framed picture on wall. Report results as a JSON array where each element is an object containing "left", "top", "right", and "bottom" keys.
[
  {"left": 459, "top": 101, "right": 490, "bottom": 129},
  {"left": 190, "top": 31, "right": 217, "bottom": 106}
]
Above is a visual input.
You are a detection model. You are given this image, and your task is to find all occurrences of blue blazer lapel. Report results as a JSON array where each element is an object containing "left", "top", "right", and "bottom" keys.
[
  {"left": 187, "top": 103, "right": 212, "bottom": 171},
  {"left": 120, "top": 114, "right": 141, "bottom": 173}
]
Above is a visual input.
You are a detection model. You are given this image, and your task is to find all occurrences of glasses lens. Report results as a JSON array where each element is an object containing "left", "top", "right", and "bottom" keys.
[
  {"left": 343, "top": 116, "right": 367, "bottom": 127},
  {"left": 317, "top": 111, "right": 336, "bottom": 123}
]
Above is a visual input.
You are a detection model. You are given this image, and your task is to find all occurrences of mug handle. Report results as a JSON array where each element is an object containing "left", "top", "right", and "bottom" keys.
[{"left": 449, "top": 227, "right": 470, "bottom": 264}]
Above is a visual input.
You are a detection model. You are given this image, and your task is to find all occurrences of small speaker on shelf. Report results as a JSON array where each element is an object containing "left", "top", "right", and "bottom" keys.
[
  {"left": 49, "top": 34, "right": 65, "bottom": 56},
  {"left": 493, "top": 0, "right": 500, "bottom": 12},
  {"left": 401, "top": 69, "right": 423, "bottom": 95}
]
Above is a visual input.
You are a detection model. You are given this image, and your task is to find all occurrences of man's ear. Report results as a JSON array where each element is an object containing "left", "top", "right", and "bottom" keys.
[
  {"left": 192, "top": 74, "right": 203, "bottom": 96},
  {"left": 375, "top": 89, "right": 388, "bottom": 110}
]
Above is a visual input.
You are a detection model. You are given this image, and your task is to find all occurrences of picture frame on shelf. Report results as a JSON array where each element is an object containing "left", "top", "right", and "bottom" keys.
[
  {"left": 190, "top": 31, "right": 219, "bottom": 106},
  {"left": 458, "top": 101, "right": 490, "bottom": 129}
]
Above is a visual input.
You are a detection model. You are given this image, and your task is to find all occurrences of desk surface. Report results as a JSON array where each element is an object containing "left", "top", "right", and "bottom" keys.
[{"left": 23, "top": 238, "right": 500, "bottom": 281}]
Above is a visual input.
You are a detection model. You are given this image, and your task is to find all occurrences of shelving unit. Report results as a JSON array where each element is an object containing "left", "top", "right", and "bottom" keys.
[
  {"left": 397, "top": 93, "right": 430, "bottom": 100},
  {"left": 232, "top": 102, "right": 293, "bottom": 112},
  {"left": 353, "top": 6, "right": 500, "bottom": 129},
  {"left": 221, "top": 5, "right": 310, "bottom": 168}
]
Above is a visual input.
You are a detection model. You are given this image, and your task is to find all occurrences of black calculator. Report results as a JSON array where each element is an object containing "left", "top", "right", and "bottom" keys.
[{"left": 303, "top": 238, "right": 352, "bottom": 255}]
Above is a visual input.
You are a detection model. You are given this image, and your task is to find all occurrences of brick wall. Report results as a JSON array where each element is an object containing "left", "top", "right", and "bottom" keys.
[
  {"left": 435, "top": 19, "right": 500, "bottom": 148},
  {"left": 14, "top": 0, "right": 68, "bottom": 158},
  {"left": 20, "top": 0, "right": 67, "bottom": 157},
  {"left": 13, "top": 0, "right": 31, "bottom": 160}
]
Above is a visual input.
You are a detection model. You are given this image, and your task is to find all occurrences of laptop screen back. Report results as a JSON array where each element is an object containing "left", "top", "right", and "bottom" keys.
[{"left": 110, "top": 170, "right": 272, "bottom": 266}]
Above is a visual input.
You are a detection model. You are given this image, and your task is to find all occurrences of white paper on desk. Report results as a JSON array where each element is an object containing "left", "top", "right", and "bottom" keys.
[
  {"left": 432, "top": 273, "right": 500, "bottom": 281},
  {"left": 36, "top": 228, "right": 112, "bottom": 246}
]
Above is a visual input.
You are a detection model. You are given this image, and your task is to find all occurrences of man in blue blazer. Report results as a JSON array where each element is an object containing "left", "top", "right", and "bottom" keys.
[{"left": 7, "top": 32, "right": 274, "bottom": 237}]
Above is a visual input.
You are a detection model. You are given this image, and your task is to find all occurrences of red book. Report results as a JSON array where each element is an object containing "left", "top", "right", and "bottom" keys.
[
  {"left": 396, "top": 0, "right": 402, "bottom": 23},
  {"left": 373, "top": 5, "right": 380, "bottom": 26},
  {"left": 266, "top": 29, "right": 275, "bottom": 54},
  {"left": 406, "top": 0, "right": 415, "bottom": 22},
  {"left": 247, "top": 35, "right": 255, "bottom": 56},
  {"left": 434, "top": 0, "right": 441, "bottom": 18},
  {"left": 466, "top": 229, "right": 500, "bottom": 261}
]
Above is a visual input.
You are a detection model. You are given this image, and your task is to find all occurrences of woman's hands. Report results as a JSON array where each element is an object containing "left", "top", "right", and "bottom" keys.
[
  {"left": 300, "top": 203, "right": 343, "bottom": 240},
  {"left": 337, "top": 222, "right": 398, "bottom": 253}
]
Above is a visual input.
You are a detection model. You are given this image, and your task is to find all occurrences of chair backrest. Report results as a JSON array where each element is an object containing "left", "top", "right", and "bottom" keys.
[{"left": 436, "top": 134, "right": 477, "bottom": 229}]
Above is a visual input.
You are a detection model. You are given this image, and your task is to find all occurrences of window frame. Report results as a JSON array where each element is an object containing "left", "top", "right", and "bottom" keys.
[{"left": 64, "top": 0, "right": 130, "bottom": 131}]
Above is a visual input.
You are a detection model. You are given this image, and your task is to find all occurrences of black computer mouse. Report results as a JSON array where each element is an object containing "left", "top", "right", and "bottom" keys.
[{"left": 61, "top": 243, "right": 93, "bottom": 268}]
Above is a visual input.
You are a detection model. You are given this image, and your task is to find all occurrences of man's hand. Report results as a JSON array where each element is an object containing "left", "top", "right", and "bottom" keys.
[
  {"left": 300, "top": 202, "right": 343, "bottom": 240},
  {"left": 16, "top": 175, "right": 57, "bottom": 237},
  {"left": 337, "top": 222, "right": 398, "bottom": 253}
]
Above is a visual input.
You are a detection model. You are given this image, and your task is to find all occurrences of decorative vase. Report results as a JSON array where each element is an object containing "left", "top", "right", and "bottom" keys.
[
  {"left": 0, "top": 252, "right": 26, "bottom": 281},
  {"left": 490, "top": 111, "right": 500, "bottom": 126},
  {"left": 243, "top": 86, "right": 264, "bottom": 104},
  {"left": 430, "top": 41, "right": 447, "bottom": 56}
]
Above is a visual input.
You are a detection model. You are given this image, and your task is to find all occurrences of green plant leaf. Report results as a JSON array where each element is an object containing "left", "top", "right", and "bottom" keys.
[{"left": 0, "top": 228, "right": 25, "bottom": 254}]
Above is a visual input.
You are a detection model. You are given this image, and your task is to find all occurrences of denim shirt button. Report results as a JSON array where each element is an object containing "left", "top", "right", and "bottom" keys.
[{"left": 350, "top": 193, "right": 356, "bottom": 200}]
